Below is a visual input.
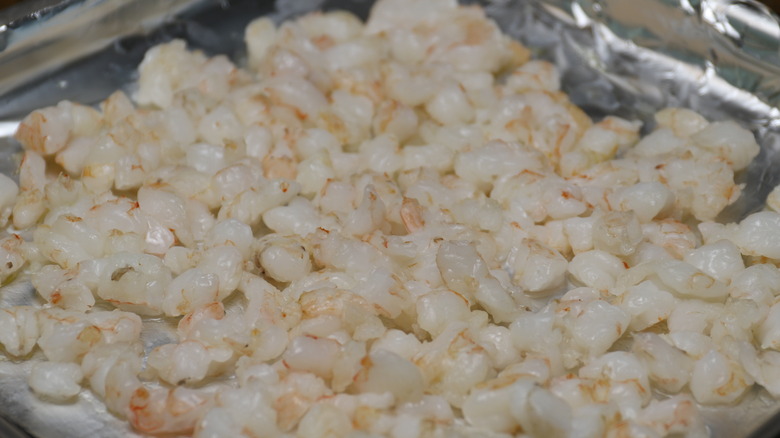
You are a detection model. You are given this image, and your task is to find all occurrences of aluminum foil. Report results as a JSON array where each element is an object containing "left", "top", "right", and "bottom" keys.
[{"left": 1, "top": 0, "right": 780, "bottom": 436}]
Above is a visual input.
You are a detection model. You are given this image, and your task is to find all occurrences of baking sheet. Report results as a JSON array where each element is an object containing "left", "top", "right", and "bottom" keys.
[{"left": 1, "top": 0, "right": 780, "bottom": 436}]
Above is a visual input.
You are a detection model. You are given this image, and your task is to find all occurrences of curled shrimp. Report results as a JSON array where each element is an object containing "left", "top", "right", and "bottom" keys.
[
  {"left": 15, "top": 104, "right": 74, "bottom": 156},
  {"left": 400, "top": 197, "right": 425, "bottom": 233},
  {"left": 129, "top": 386, "right": 213, "bottom": 435},
  {"left": 0, "top": 306, "right": 39, "bottom": 357},
  {"left": 637, "top": 394, "right": 706, "bottom": 436},
  {"left": 0, "top": 234, "right": 26, "bottom": 283},
  {"left": 642, "top": 219, "right": 697, "bottom": 259}
]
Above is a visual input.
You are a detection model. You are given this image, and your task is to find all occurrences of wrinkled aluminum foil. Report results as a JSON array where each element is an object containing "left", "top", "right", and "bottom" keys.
[{"left": 1, "top": 0, "right": 780, "bottom": 437}]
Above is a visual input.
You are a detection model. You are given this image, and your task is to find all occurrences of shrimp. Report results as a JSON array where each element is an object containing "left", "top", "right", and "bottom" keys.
[
  {"left": 437, "top": 240, "right": 520, "bottom": 323},
  {"left": 689, "top": 348, "right": 751, "bottom": 404},
  {"left": 414, "top": 322, "right": 494, "bottom": 408},
  {"left": 81, "top": 343, "right": 143, "bottom": 416},
  {"left": 399, "top": 197, "right": 425, "bottom": 234},
  {"left": 36, "top": 308, "right": 142, "bottom": 362},
  {"left": 28, "top": 361, "right": 84, "bottom": 401},
  {"left": 372, "top": 99, "right": 418, "bottom": 142},
  {"left": 13, "top": 151, "right": 47, "bottom": 229},
  {"left": 641, "top": 219, "right": 697, "bottom": 260},
  {"left": 654, "top": 108, "right": 708, "bottom": 139},
  {"left": 92, "top": 252, "right": 173, "bottom": 315},
  {"left": 487, "top": 92, "right": 584, "bottom": 167},
  {"left": 0, "top": 306, "right": 39, "bottom": 357},
  {"left": 344, "top": 185, "right": 390, "bottom": 237},
  {"left": 147, "top": 341, "right": 217, "bottom": 385},
  {"left": 632, "top": 333, "right": 693, "bottom": 393},
  {"left": 0, "top": 234, "right": 26, "bottom": 283},
  {"left": 241, "top": 272, "right": 302, "bottom": 331},
  {"left": 129, "top": 386, "right": 214, "bottom": 435},
  {"left": 0, "top": 175, "right": 19, "bottom": 227},
  {"left": 15, "top": 103, "right": 74, "bottom": 156},
  {"left": 505, "top": 61, "right": 560, "bottom": 93},
  {"left": 163, "top": 305, "right": 249, "bottom": 382},
  {"left": 507, "top": 238, "right": 567, "bottom": 295},
  {"left": 195, "top": 386, "right": 281, "bottom": 437},
  {"left": 2, "top": 0, "right": 777, "bottom": 435},
  {"left": 636, "top": 395, "right": 707, "bottom": 437},
  {"left": 273, "top": 372, "right": 332, "bottom": 431},
  {"left": 253, "top": 234, "right": 313, "bottom": 284}
]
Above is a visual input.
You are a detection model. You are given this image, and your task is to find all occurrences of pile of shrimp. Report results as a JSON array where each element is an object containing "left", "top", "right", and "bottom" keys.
[{"left": 0, "top": 0, "right": 777, "bottom": 436}]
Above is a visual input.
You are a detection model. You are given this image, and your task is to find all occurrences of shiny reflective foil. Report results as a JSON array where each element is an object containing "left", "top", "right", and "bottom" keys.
[{"left": 1, "top": 0, "right": 780, "bottom": 436}]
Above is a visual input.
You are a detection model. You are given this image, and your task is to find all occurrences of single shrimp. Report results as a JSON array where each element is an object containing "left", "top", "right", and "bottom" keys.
[
  {"left": 642, "top": 219, "right": 697, "bottom": 260},
  {"left": 0, "top": 234, "right": 26, "bottom": 282},
  {"left": 36, "top": 308, "right": 142, "bottom": 362},
  {"left": 636, "top": 394, "right": 707, "bottom": 437},
  {"left": 15, "top": 104, "right": 73, "bottom": 156},
  {"left": 0, "top": 306, "right": 39, "bottom": 357},
  {"left": 273, "top": 371, "right": 332, "bottom": 432},
  {"left": 128, "top": 386, "right": 213, "bottom": 435},
  {"left": 400, "top": 197, "right": 425, "bottom": 234}
]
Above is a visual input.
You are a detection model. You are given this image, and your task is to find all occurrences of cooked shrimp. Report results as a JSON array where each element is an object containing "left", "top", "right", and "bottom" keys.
[{"left": 129, "top": 386, "right": 214, "bottom": 435}]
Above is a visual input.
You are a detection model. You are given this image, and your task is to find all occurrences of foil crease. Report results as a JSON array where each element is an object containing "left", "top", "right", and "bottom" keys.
[
  {"left": 496, "top": 0, "right": 780, "bottom": 221},
  {"left": 1, "top": 0, "right": 780, "bottom": 437}
]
